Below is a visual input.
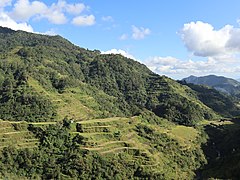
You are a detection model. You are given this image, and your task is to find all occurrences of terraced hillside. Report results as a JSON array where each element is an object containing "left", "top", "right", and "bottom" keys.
[
  {"left": 27, "top": 77, "right": 103, "bottom": 121},
  {"left": 0, "top": 120, "right": 38, "bottom": 149},
  {"left": 75, "top": 117, "right": 143, "bottom": 155},
  {"left": 0, "top": 114, "right": 207, "bottom": 179},
  {"left": 2, "top": 115, "right": 240, "bottom": 179},
  {"left": 1, "top": 26, "right": 239, "bottom": 179},
  {"left": 68, "top": 115, "right": 206, "bottom": 179},
  {"left": 76, "top": 116, "right": 199, "bottom": 155}
]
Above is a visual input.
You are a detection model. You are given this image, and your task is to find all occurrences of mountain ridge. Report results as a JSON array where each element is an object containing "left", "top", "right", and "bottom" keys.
[
  {"left": 0, "top": 26, "right": 216, "bottom": 125},
  {"left": 182, "top": 74, "right": 240, "bottom": 96},
  {"left": 0, "top": 26, "right": 214, "bottom": 179},
  {"left": 1, "top": 26, "right": 240, "bottom": 179}
]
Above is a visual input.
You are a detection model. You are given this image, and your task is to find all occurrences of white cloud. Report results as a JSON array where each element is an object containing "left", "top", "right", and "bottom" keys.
[
  {"left": 72, "top": 15, "right": 95, "bottom": 26},
  {"left": 0, "top": 0, "right": 95, "bottom": 33},
  {"left": 10, "top": 0, "right": 67, "bottom": 24},
  {"left": 8, "top": 0, "right": 92, "bottom": 25},
  {"left": 66, "top": 3, "right": 85, "bottom": 15},
  {"left": 147, "top": 21, "right": 240, "bottom": 79},
  {"left": 39, "top": 0, "right": 68, "bottom": 24},
  {"left": 0, "top": 11, "right": 58, "bottom": 35},
  {"left": 119, "top": 33, "right": 128, "bottom": 40},
  {"left": 179, "top": 21, "right": 240, "bottom": 57},
  {"left": 10, "top": 0, "right": 47, "bottom": 21},
  {"left": 0, "top": 0, "right": 12, "bottom": 8},
  {"left": 145, "top": 56, "right": 240, "bottom": 79},
  {"left": 101, "top": 49, "right": 136, "bottom": 60},
  {"left": 226, "top": 28, "right": 240, "bottom": 51},
  {"left": 0, "top": 12, "right": 33, "bottom": 32},
  {"left": 102, "top": 16, "right": 114, "bottom": 22},
  {"left": 43, "top": 10, "right": 67, "bottom": 24},
  {"left": 132, "top": 25, "right": 151, "bottom": 40}
]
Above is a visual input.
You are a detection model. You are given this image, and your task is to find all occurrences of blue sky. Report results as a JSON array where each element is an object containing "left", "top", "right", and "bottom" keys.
[{"left": 1, "top": 0, "right": 240, "bottom": 79}]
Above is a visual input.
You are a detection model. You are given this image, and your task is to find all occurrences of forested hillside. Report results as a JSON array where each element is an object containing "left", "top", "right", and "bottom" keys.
[
  {"left": 180, "top": 81, "right": 240, "bottom": 118},
  {"left": 0, "top": 26, "right": 240, "bottom": 179},
  {"left": 0, "top": 26, "right": 216, "bottom": 125}
]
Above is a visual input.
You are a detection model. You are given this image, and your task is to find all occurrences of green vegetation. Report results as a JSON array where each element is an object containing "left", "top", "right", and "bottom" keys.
[
  {"left": 0, "top": 120, "right": 38, "bottom": 149},
  {"left": 181, "top": 82, "right": 240, "bottom": 117},
  {"left": 0, "top": 27, "right": 216, "bottom": 125},
  {"left": 0, "top": 26, "right": 240, "bottom": 179},
  {"left": 0, "top": 61, "right": 56, "bottom": 122},
  {"left": 0, "top": 114, "right": 208, "bottom": 179},
  {"left": 197, "top": 118, "right": 240, "bottom": 179}
]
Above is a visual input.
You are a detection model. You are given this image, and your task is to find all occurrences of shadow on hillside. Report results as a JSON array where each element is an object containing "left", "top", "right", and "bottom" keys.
[{"left": 195, "top": 118, "right": 240, "bottom": 179}]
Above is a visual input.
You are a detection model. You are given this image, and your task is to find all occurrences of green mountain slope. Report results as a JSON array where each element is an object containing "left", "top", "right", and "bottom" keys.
[
  {"left": 2, "top": 26, "right": 237, "bottom": 179},
  {"left": 180, "top": 81, "right": 240, "bottom": 118},
  {"left": 0, "top": 113, "right": 208, "bottom": 179},
  {"left": 0, "top": 26, "right": 216, "bottom": 125},
  {"left": 197, "top": 118, "right": 240, "bottom": 179}
]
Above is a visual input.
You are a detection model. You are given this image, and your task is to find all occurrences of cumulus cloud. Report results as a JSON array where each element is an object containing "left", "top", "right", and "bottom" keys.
[
  {"left": 145, "top": 56, "right": 240, "bottom": 79},
  {"left": 0, "top": 12, "right": 33, "bottom": 32},
  {"left": 8, "top": 0, "right": 93, "bottom": 25},
  {"left": 226, "top": 28, "right": 240, "bottom": 51},
  {"left": 10, "top": 0, "right": 47, "bottom": 21},
  {"left": 72, "top": 15, "right": 95, "bottom": 26},
  {"left": 179, "top": 21, "right": 240, "bottom": 57},
  {"left": 132, "top": 25, "right": 151, "bottom": 40},
  {"left": 101, "top": 49, "right": 136, "bottom": 60},
  {"left": 145, "top": 21, "right": 240, "bottom": 79},
  {"left": 0, "top": 0, "right": 96, "bottom": 33},
  {"left": 43, "top": 10, "right": 67, "bottom": 24}
]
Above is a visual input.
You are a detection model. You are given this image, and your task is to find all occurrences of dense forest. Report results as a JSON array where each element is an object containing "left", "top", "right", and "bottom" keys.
[
  {"left": 0, "top": 26, "right": 240, "bottom": 179},
  {"left": 0, "top": 27, "right": 216, "bottom": 125},
  {"left": 180, "top": 81, "right": 240, "bottom": 118}
]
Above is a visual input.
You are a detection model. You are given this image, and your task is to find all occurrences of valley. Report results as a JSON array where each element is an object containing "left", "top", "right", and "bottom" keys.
[{"left": 0, "top": 26, "right": 240, "bottom": 179}]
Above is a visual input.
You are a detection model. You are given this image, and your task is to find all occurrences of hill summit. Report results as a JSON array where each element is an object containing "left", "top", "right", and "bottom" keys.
[{"left": 0, "top": 26, "right": 216, "bottom": 125}]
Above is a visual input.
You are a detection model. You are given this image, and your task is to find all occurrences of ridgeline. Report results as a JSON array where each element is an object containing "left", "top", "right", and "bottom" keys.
[{"left": 0, "top": 26, "right": 240, "bottom": 179}]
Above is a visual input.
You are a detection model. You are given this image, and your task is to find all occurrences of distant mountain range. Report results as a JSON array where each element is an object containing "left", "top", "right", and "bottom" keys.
[{"left": 182, "top": 75, "right": 240, "bottom": 96}]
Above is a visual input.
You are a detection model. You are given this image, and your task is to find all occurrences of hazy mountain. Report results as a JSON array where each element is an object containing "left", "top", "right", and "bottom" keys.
[{"left": 182, "top": 75, "right": 240, "bottom": 96}]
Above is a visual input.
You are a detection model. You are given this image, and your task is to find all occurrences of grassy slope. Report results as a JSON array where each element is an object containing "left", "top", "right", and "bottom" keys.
[
  {"left": 27, "top": 76, "right": 127, "bottom": 121},
  {"left": 4, "top": 116, "right": 240, "bottom": 179},
  {"left": 71, "top": 115, "right": 205, "bottom": 179},
  {"left": 27, "top": 77, "right": 96, "bottom": 121},
  {"left": 0, "top": 120, "right": 38, "bottom": 149},
  {"left": 0, "top": 114, "right": 207, "bottom": 179}
]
